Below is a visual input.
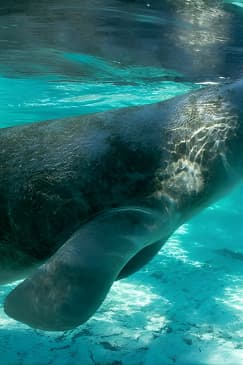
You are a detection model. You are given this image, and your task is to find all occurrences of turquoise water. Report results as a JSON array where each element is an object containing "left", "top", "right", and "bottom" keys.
[
  {"left": 0, "top": 1, "right": 243, "bottom": 365},
  {"left": 0, "top": 54, "right": 197, "bottom": 128},
  {"left": 225, "top": 0, "right": 243, "bottom": 8}
]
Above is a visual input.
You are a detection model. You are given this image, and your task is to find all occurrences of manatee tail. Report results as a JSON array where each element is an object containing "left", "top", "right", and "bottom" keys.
[{"left": 4, "top": 208, "right": 164, "bottom": 331}]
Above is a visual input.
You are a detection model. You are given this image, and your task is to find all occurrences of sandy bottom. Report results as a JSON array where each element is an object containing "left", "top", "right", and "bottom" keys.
[{"left": 0, "top": 188, "right": 242, "bottom": 365}]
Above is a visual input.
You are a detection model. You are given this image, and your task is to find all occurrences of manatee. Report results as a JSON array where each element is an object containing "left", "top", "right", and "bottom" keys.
[{"left": 1, "top": 80, "right": 243, "bottom": 331}]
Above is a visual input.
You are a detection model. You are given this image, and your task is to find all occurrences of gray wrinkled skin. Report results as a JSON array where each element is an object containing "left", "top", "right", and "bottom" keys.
[{"left": 1, "top": 80, "right": 243, "bottom": 330}]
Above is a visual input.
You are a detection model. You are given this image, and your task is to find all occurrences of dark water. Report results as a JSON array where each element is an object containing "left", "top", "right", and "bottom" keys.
[
  {"left": 1, "top": 0, "right": 243, "bottom": 81},
  {"left": 0, "top": 1, "right": 243, "bottom": 364}
]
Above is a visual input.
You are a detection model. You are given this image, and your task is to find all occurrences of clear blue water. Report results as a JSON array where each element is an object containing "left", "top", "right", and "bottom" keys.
[
  {"left": 0, "top": 56, "right": 197, "bottom": 128},
  {"left": 0, "top": 1, "right": 243, "bottom": 364}
]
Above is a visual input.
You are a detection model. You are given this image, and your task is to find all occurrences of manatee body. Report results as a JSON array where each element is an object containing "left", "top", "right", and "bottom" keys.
[{"left": 1, "top": 80, "right": 243, "bottom": 331}]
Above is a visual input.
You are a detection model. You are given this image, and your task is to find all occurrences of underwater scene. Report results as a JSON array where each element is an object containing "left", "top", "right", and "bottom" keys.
[{"left": 0, "top": 1, "right": 243, "bottom": 364}]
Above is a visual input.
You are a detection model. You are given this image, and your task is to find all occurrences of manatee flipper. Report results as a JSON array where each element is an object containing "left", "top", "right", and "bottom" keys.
[
  {"left": 117, "top": 239, "right": 168, "bottom": 280},
  {"left": 4, "top": 207, "right": 164, "bottom": 331}
]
